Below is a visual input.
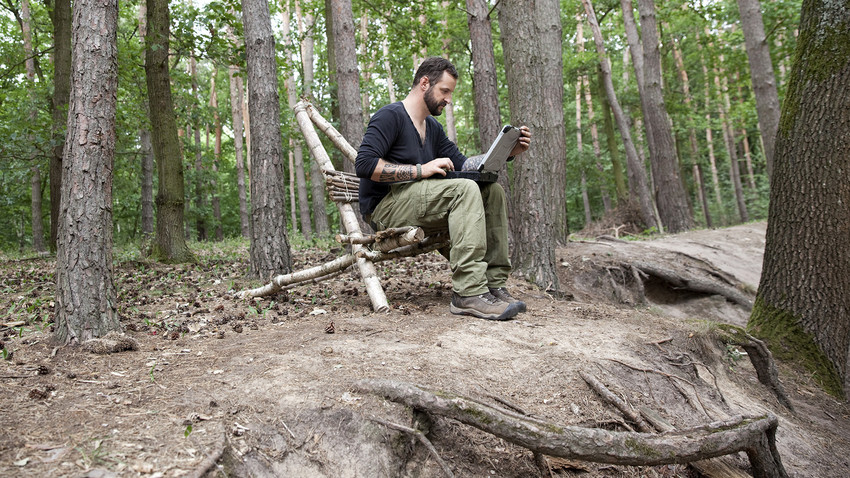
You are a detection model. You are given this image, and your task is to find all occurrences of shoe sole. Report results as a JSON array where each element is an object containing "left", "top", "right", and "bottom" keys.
[{"left": 450, "top": 302, "right": 521, "bottom": 321}]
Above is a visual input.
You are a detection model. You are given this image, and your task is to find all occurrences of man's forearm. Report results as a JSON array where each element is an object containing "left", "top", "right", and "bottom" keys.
[{"left": 371, "top": 159, "right": 422, "bottom": 182}]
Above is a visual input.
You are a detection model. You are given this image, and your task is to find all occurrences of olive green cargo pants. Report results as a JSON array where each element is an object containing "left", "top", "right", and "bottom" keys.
[{"left": 370, "top": 178, "right": 511, "bottom": 296}]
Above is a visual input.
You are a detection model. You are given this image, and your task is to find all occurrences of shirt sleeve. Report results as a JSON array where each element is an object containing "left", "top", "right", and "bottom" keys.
[{"left": 355, "top": 107, "right": 400, "bottom": 179}]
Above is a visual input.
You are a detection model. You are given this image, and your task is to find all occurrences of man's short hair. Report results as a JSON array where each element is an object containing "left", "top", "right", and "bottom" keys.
[{"left": 412, "top": 57, "right": 459, "bottom": 87}]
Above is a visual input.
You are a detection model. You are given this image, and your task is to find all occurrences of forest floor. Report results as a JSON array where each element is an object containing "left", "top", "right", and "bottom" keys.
[{"left": 1, "top": 221, "right": 848, "bottom": 478}]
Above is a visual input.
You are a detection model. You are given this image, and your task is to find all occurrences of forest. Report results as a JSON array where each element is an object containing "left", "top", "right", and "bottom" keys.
[
  {"left": 0, "top": 0, "right": 800, "bottom": 250},
  {"left": 2, "top": 0, "right": 850, "bottom": 476}
]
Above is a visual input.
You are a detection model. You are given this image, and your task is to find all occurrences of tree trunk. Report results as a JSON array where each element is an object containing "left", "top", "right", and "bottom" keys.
[
  {"left": 139, "top": 129, "right": 155, "bottom": 237},
  {"left": 380, "top": 22, "right": 396, "bottom": 103},
  {"left": 282, "top": 0, "right": 313, "bottom": 238},
  {"left": 576, "top": 78, "right": 593, "bottom": 226},
  {"left": 466, "top": 0, "right": 512, "bottom": 221},
  {"left": 737, "top": 82, "right": 758, "bottom": 192},
  {"left": 210, "top": 75, "right": 223, "bottom": 241},
  {"left": 55, "top": 0, "right": 120, "bottom": 343},
  {"left": 243, "top": 0, "right": 292, "bottom": 279},
  {"left": 597, "top": 66, "right": 627, "bottom": 202},
  {"left": 20, "top": 0, "right": 46, "bottom": 253},
  {"left": 49, "top": 0, "right": 72, "bottom": 252},
  {"left": 636, "top": 0, "right": 693, "bottom": 233},
  {"left": 582, "top": 0, "right": 657, "bottom": 230},
  {"left": 228, "top": 63, "right": 250, "bottom": 238},
  {"left": 328, "top": 0, "right": 363, "bottom": 155},
  {"left": 699, "top": 40, "right": 725, "bottom": 223},
  {"left": 736, "top": 0, "right": 780, "bottom": 180},
  {"left": 296, "top": 0, "right": 315, "bottom": 101},
  {"left": 440, "top": 1, "right": 457, "bottom": 143},
  {"left": 190, "top": 56, "right": 207, "bottom": 241},
  {"left": 671, "top": 35, "right": 712, "bottom": 228},
  {"left": 298, "top": 1, "right": 328, "bottom": 235},
  {"left": 715, "top": 60, "right": 748, "bottom": 223},
  {"left": 145, "top": 0, "right": 192, "bottom": 262},
  {"left": 498, "top": 0, "right": 564, "bottom": 291},
  {"left": 749, "top": 1, "right": 850, "bottom": 398}
]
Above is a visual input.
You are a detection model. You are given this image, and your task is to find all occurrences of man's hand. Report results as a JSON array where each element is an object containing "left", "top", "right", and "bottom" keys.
[
  {"left": 509, "top": 126, "right": 532, "bottom": 157},
  {"left": 421, "top": 157, "right": 455, "bottom": 178}
]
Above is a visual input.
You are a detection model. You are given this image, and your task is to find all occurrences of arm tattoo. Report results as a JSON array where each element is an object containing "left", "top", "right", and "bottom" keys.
[{"left": 378, "top": 162, "right": 416, "bottom": 182}]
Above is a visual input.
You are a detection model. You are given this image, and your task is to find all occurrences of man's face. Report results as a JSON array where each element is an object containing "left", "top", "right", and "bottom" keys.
[{"left": 423, "top": 71, "right": 457, "bottom": 116}]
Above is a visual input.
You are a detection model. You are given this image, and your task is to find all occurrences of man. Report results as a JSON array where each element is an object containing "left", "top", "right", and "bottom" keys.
[{"left": 355, "top": 57, "right": 531, "bottom": 321}]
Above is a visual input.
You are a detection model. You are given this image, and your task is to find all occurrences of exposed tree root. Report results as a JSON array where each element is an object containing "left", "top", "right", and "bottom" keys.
[
  {"left": 185, "top": 426, "right": 227, "bottom": 478},
  {"left": 368, "top": 416, "right": 455, "bottom": 478},
  {"left": 629, "top": 261, "right": 753, "bottom": 309},
  {"left": 355, "top": 379, "right": 788, "bottom": 478},
  {"left": 715, "top": 324, "right": 794, "bottom": 411}
]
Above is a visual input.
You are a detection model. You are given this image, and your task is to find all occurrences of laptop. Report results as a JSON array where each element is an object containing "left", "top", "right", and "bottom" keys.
[{"left": 438, "top": 125, "right": 521, "bottom": 183}]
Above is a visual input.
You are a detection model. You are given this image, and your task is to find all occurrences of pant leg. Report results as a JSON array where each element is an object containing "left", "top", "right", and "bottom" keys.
[
  {"left": 371, "top": 179, "right": 489, "bottom": 296},
  {"left": 479, "top": 182, "right": 512, "bottom": 288}
]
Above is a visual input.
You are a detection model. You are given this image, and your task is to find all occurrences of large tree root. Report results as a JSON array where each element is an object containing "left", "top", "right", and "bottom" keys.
[
  {"left": 629, "top": 261, "right": 754, "bottom": 309},
  {"left": 355, "top": 379, "right": 787, "bottom": 478},
  {"left": 715, "top": 324, "right": 794, "bottom": 411}
]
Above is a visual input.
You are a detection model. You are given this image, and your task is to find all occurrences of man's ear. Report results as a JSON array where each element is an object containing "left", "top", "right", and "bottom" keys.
[{"left": 420, "top": 76, "right": 429, "bottom": 90}]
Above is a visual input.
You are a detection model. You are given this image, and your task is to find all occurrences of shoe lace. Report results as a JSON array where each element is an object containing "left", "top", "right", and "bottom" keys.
[{"left": 480, "top": 292, "right": 499, "bottom": 304}]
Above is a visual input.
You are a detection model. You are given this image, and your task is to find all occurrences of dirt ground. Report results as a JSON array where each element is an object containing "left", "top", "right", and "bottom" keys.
[{"left": 1, "top": 222, "right": 848, "bottom": 477}]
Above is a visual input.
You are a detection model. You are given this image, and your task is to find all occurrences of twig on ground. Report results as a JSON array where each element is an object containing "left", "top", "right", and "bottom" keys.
[
  {"left": 579, "top": 371, "right": 653, "bottom": 432},
  {"left": 185, "top": 425, "right": 227, "bottom": 478}
]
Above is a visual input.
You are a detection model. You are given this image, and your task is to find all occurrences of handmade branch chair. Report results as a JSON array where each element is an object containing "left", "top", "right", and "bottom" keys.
[{"left": 237, "top": 101, "right": 450, "bottom": 312}]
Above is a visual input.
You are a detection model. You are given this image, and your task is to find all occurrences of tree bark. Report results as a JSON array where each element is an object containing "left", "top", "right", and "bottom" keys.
[
  {"left": 243, "top": 0, "right": 292, "bottom": 279},
  {"left": 20, "top": 0, "right": 46, "bottom": 253},
  {"left": 499, "top": 0, "right": 565, "bottom": 291},
  {"left": 597, "top": 66, "right": 627, "bottom": 202},
  {"left": 144, "top": 0, "right": 192, "bottom": 262},
  {"left": 582, "top": 0, "right": 657, "bottom": 230},
  {"left": 49, "top": 0, "right": 72, "bottom": 252},
  {"left": 55, "top": 0, "right": 120, "bottom": 343},
  {"left": 328, "top": 0, "right": 363, "bottom": 155},
  {"left": 296, "top": 0, "right": 314, "bottom": 101},
  {"left": 749, "top": 1, "right": 850, "bottom": 397},
  {"left": 736, "top": 0, "right": 780, "bottom": 180},
  {"left": 139, "top": 129, "right": 155, "bottom": 237}
]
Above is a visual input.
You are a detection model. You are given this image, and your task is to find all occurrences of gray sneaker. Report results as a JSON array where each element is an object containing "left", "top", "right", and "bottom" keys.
[
  {"left": 489, "top": 287, "right": 527, "bottom": 313},
  {"left": 450, "top": 291, "right": 520, "bottom": 321}
]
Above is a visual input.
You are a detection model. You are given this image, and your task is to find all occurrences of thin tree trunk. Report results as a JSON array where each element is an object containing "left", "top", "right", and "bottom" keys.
[
  {"left": 636, "top": 0, "right": 693, "bottom": 232},
  {"left": 145, "top": 0, "right": 192, "bottom": 262},
  {"left": 582, "top": 0, "right": 657, "bottom": 230},
  {"left": 139, "top": 129, "right": 155, "bottom": 236},
  {"left": 243, "top": 0, "right": 292, "bottom": 279},
  {"left": 736, "top": 0, "right": 780, "bottom": 180},
  {"left": 359, "top": 15, "right": 372, "bottom": 126},
  {"left": 137, "top": 4, "right": 154, "bottom": 239},
  {"left": 298, "top": 0, "right": 328, "bottom": 234},
  {"left": 499, "top": 0, "right": 565, "bottom": 290},
  {"left": 737, "top": 82, "right": 758, "bottom": 192},
  {"left": 20, "top": 0, "right": 46, "bottom": 253},
  {"left": 576, "top": 78, "right": 593, "bottom": 226},
  {"left": 672, "top": 33, "right": 712, "bottom": 228},
  {"left": 699, "top": 39, "right": 725, "bottom": 223},
  {"left": 440, "top": 1, "right": 457, "bottom": 143},
  {"left": 714, "top": 58, "right": 748, "bottom": 223},
  {"left": 380, "top": 22, "right": 396, "bottom": 103},
  {"left": 296, "top": 0, "right": 314, "bottom": 101},
  {"left": 49, "top": 0, "right": 72, "bottom": 252},
  {"left": 190, "top": 56, "right": 207, "bottom": 241},
  {"left": 228, "top": 63, "right": 250, "bottom": 238},
  {"left": 597, "top": 66, "right": 627, "bottom": 202},
  {"left": 282, "top": 0, "right": 312, "bottom": 238},
  {"left": 288, "top": 150, "right": 298, "bottom": 234},
  {"left": 55, "top": 0, "right": 120, "bottom": 343},
  {"left": 210, "top": 74, "right": 223, "bottom": 241}
]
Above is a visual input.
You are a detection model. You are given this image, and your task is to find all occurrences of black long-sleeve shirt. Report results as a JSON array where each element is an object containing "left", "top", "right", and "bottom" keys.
[{"left": 355, "top": 102, "right": 466, "bottom": 216}]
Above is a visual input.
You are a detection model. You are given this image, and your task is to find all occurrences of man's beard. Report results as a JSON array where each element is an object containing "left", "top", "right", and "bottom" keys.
[{"left": 424, "top": 86, "right": 446, "bottom": 116}]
